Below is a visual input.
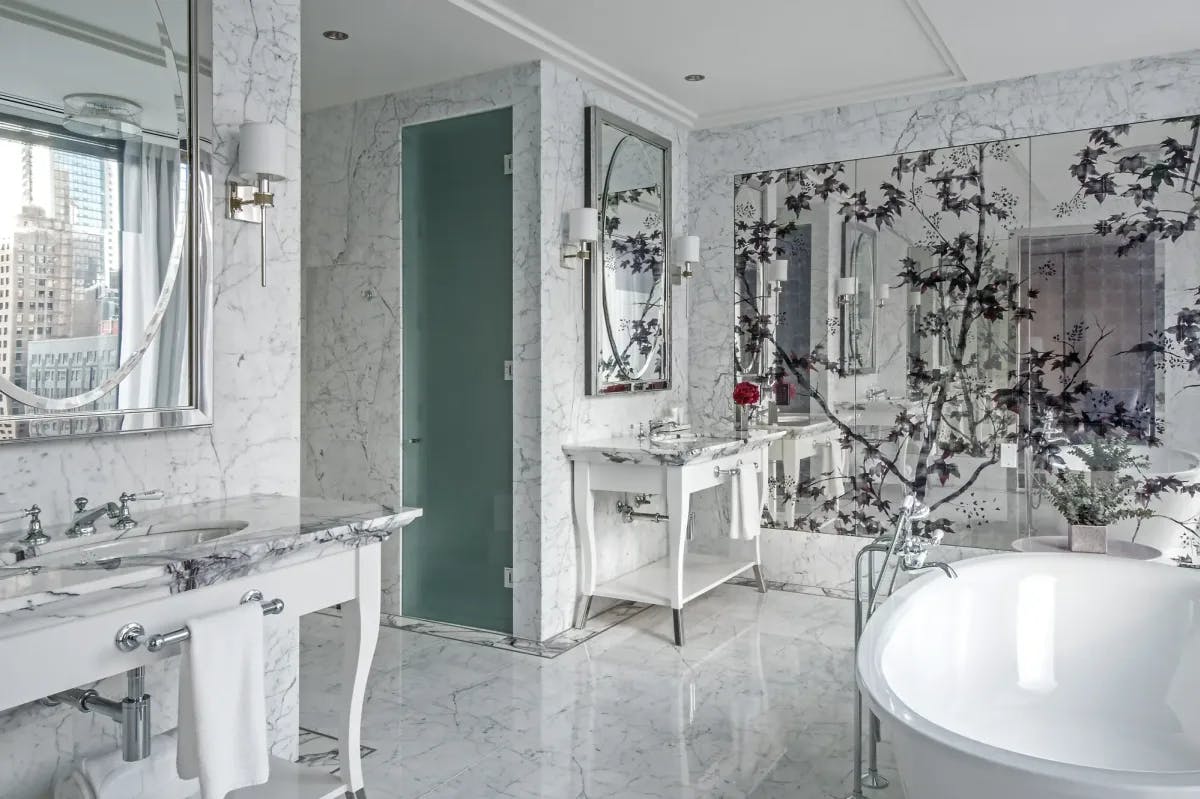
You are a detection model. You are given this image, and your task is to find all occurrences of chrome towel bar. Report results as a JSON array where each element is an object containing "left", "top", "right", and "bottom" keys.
[
  {"left": 114, "top": 590, "right": 285, "bottom": 653},
  {"left": 714, "top": 461, "right": 759, "bottom": 478}
]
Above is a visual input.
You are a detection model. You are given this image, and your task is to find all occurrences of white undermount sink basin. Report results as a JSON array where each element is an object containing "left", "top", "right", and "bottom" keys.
[{"left": 27, "top": 520, "right": 250, "bottom": 569}]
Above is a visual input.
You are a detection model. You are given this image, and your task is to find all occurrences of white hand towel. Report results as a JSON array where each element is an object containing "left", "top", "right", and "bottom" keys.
[
  {"left": 177, "top": 603, "right": 270, "bottom": 799},
  {"left": 729, "top": 466, "right": 761, "bottom": 540},
  {"left": 54, "top": 729, "right": 199, "bottom": 799}
]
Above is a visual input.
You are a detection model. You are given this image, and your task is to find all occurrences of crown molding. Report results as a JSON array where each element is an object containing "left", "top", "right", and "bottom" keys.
[
  {"left": 448, "top": 0, "right": 969, "bottom": 132},
  {"left": 445, "top": 0, "right": 699, "bottom": 128},
  {"left": 695, "top": 72, "right": 965, "bottom": 130},
  {"left": 694, "top": 0, "right": 967, "bottom": 129}
]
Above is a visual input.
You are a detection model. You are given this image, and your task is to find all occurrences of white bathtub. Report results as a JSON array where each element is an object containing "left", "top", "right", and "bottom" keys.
[{"left": 858, "top": 553, "right": 1200, "bottom": 799}]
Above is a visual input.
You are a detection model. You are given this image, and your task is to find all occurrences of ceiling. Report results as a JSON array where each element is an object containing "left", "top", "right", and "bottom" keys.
[
  {"left": 0, "top": 0, "right": 189, "bottom": 135},
  {"left": 302, "top": 0, "right": 1200, "bottom": 128}
]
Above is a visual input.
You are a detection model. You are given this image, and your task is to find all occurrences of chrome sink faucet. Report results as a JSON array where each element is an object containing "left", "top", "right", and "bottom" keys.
[
  {"left": 67, "top": 498, "right": 120, "bottom": 538},
  {"left": 67, "top": 490, "right": 165, "bottom": 537}
]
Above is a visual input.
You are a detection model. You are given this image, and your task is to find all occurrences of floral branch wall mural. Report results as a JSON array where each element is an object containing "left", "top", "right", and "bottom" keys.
[{"left": 733, "top": 116, "right": 1200, "bottom": 558}]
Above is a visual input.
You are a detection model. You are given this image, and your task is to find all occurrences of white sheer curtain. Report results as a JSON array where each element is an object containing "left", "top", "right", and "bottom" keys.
[{"left": 118, "top": 138, "right": 187, "bottom": 410}]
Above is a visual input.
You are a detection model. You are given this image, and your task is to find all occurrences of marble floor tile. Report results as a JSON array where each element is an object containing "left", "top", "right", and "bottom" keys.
[
  {"left": 299, "top": 584, "right": 902, "bottom": 799},
  {"left": 375, "top": 599, "right": 652, "bottom": 658}
]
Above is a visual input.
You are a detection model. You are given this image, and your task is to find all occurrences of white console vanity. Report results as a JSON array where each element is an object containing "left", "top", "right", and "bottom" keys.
[
  {"left": 0, "top": 494, "right": 420, "bottom": 799},
  {"left": 565, "top": 430, "right": 785, "bottom": 645}
]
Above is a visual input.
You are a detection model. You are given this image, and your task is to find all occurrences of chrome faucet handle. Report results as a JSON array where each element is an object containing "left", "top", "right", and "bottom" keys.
[
  {"left": 0, "top": 506, "right": 34, "bottom": 524},
  {"left": 120, "top": 490, "right": 165, "bottom": 502},
  {"left": 111, "top": 490, "right": 165, "bottom": 531},
  {"left": 21, "top": 505, "right": 47, "bottom": 546},
  {"left": 73, "top": 497, "right": 89, "bottom": 513},
  {"left": 0, "top": 505, "right": 48, "bottom": 546}
]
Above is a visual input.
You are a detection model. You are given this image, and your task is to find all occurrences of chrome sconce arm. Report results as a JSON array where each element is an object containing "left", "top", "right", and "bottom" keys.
[{"left": 227, "top": 122, "right": 288, "bottom": 287}]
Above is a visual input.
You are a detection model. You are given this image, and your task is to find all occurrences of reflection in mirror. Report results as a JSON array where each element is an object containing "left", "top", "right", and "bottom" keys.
[
  {"left": 735, "top": 118, "right": 1200, "bottom": 561},
  {"left": 0, "top": 0, "right": 210, "bottom": 440},
  {"left": 841, "top": 222, "right": 877, "bottom": 373},
  {"left": 586, "top": 107, "right": 670, "bottom": 394}
]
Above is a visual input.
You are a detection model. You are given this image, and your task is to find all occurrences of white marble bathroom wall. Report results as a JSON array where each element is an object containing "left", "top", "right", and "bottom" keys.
[
  {"left": 300, "top": 60, "right": 690, "bottom": 643},
  {"left": 687, "top": 50, "right": 1200, "bottom": 589},
  {"left": 300, "top": 63, "right": 543, "bottom": 622},
  {"left": 532, "top": 61, "right": 692, "bottom": 641},
  {"left": 0, "top": 0, "right": 304, "bottom": 794}
]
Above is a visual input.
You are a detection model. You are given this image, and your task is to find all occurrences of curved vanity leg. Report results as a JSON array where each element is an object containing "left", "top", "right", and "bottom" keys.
[
  {"left": 753, "top": 450, "right": 768, "bottom": 593},
  {"left": 573, "top": 461, "right": 596, "bottom": 630},
  {"left": 338, "top": 543, "right": 381, "bottom": 798},
  {"left": 667, "top": 469, "right": 689, "bottom": 646}
]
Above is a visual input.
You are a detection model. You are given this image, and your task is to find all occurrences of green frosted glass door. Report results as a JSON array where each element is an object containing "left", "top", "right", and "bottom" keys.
[{"left": 402, "top": 108, "right": 513, "bottom": 633}]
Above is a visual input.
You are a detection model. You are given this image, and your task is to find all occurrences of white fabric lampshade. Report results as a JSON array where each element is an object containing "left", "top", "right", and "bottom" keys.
[
  {"left": 837, "top": 276, "right": 859, "bottom": 297},
  {"left": 238, "top": 122, "right": 287, "bottom": 181},
  {"left": 568, "top": 208, "right": 598, "bottom": 242},
  {"left": 767, "top": 259, "right": 788, "bottom": 283},
  {"left": 674, "top": 235, "right": 700, "bottom": 264},
  {"left": 908, "top": 290, "right": 922, "bottom": 308},
  {"left": 878, "top": 283, "right": 890, "bottom": 301}
]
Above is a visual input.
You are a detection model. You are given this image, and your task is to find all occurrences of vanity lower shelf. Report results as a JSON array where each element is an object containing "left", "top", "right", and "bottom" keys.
[{"left": 594, "top": 553, "right": 756, "bottom": 607}]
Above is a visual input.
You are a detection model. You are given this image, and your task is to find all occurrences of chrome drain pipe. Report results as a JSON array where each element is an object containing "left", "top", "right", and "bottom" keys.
[{"left": 47, "top": 667, "right": 151, "bottom": 761}]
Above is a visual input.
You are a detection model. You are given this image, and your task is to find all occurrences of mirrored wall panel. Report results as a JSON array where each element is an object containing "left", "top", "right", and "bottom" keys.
[
  {"left": 586, "top": 107, "right": 670, "bottom": 394},
  {"left": 0, "top": 0, "right": 211, "bottom": 440},
  {"left": 735, "top": 117, "right": 1200, "bottom": 559}
]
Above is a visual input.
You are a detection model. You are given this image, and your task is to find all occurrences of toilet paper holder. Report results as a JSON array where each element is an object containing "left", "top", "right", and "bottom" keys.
[{"left": 114, "top": 589, "right": 285, "bottom": 653}]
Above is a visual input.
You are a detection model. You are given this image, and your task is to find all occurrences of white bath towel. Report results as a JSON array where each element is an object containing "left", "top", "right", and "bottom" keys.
[
  {"left": 54, "top": 729, "right": 199, "bottom": 799},
  {"left": 177, "top": 603, "right": 270, "bottom": 799},
  {"left": 729, "top": 466, "right": 761, "bottom": 540}
]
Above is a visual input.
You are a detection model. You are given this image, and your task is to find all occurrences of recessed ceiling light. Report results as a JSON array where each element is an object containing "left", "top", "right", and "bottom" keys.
[
  {"left": 684, "top": 74, "right": 706, "bottom": 82},
  {"left": 322, "top": 30, "right": 350, "bottom": 41}
]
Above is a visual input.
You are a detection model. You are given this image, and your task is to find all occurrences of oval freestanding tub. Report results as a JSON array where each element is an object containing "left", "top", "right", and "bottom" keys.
[{"left": 858, "top": 553, "right": 1200, "bottom": 799}]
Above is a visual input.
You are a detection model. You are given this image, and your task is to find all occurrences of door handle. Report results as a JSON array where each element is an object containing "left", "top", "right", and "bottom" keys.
[{"left": 403, "top": 438, "right": 422, "bottom": 445}]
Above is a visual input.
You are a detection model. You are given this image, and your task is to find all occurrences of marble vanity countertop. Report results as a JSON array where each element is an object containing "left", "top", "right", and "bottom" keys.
[
  {"left": 760, "top": 417, "right": 840, "bottom": 436},
  {"left": 0, "top": 494, "right": 421, "bottom": 628},
  {"left": 563, "top": 429, "right": 787, "bottom": 467}
]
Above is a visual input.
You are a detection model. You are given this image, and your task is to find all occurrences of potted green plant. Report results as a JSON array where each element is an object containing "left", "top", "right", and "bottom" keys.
[
  {"left": 1047, "top": 471, "right": 1152, "bottom": 553},
  {"left": 1070, "top": 436, "right": 1148, "bottom": 488}
]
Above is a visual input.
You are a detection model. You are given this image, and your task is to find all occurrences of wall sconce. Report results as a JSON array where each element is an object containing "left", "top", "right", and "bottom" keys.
[
  {"left": 876, "top": 283, "right": 890, "bottom": 309},
  {"left": 562, "top": 208, "right": 598, "bottom": 268},
  {"left": 907, "top": 290, "right": 923, "bottom": 315},
  {"left": 766, "top": 258, "right": 788, "bottom": 288},
  {"left": 672, "top": 235, "right": 700, "bottom": 283},
  {"left": 837, "top": 276, "right": 859, "bottom": 306},
  {"left": 228, "top": 121, "right": 287, "bottom": 287}
]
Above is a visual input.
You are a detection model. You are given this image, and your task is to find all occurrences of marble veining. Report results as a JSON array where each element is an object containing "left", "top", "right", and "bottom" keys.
[
  {"left": 563, "top": 429, "right": 787, "bottom": 467},
  {"left": 299, "top": 582, "right": 899, "bottom": 798},
  {"left": 533, "top": 61, "right": 693, "bottom": 641},
  {"left": 0, "top": 2, "right": 305, "bottom": 794},
  {"left": 301, "top": 62, "right": 542, "bottom": 626},
  {"left": 374, "top": 599, "right": 651, "bottom": 659},
  {"left": 0, "top": 495, "right": 417, "bottom": 623},
  {"left": 303, "top": 60, "right": 692, "bottom": 644}
]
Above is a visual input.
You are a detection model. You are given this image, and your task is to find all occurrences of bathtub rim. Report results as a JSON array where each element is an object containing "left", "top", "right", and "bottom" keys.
[{"left": 857, "top": 552, "right": 1200, "bottom": 790}]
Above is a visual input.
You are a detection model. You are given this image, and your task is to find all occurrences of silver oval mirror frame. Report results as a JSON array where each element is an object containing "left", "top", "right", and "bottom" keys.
[
  {"left": 0, "top": 0, "right": 212, "bottom": 440},
  {"left": 585, "top": 107, "right": 671, "bottom": 395}
]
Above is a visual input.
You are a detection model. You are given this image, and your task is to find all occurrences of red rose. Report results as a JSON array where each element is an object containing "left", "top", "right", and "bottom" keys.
[{"left": 733, "top": 380, "right": 761, "bottom": 406}]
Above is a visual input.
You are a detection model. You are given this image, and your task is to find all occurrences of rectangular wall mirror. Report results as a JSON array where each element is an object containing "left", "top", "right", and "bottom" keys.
[
  {"left": 734, "top": 117, "right": 1200, "bottom": 559},
  {"left": 585, "top": 106, "right": 671, "bottom": 395},
  {"left": 0, "top": 0, "right": 212, "bottom": 441}
]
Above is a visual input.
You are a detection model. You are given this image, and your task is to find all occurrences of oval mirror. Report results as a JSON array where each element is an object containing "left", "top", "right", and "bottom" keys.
[
  {"left": 586, "top": 107, "right": 671, "bottom": 395},
  {"left": 0, "top": 0, "right": 205, "bottom": 439}
]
